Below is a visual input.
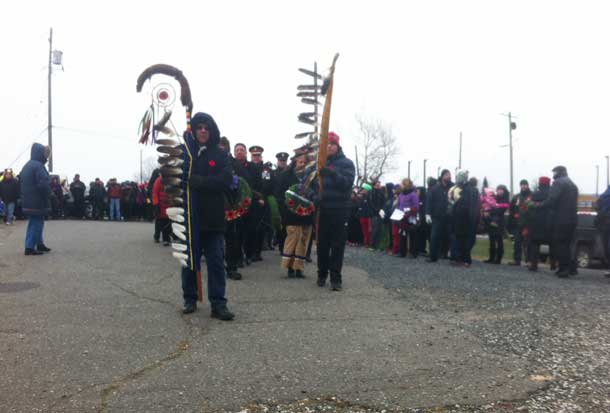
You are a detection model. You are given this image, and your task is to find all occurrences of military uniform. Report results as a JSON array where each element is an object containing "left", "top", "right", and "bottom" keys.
[
  {"left": 272, "top": 152, "right": 290, "bottom": 252},
  {"left": 245, "top": 146, "right": 266, "bottom": 263}
]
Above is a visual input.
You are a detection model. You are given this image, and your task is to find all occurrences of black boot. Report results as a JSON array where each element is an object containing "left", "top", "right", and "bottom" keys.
[
  {"left": 295, "top": 269, "right": 305, "bottom": 278},
  {"left": 25, "top": 248, "right": 43, "bottom": 256},
  {"left": 211, "top": 307, "right": 235, "bottom": 321},
  {"left": 36, "top": 244, "right": 51, "bottom": 252},
  {"left": 330, "top": 272, "right": 342, "bottom": 291},
  {"left": 287, "top": 268, "right": 296, "bottom": 278},
  {"left": 317, "top": 271, "right": 328, "bottom": 287},
  {"left": 182, "top": 302, "right": 197, "bottom": 314},
  {"left": 228, "top": 271, "right": 242, "bottom": 280}
]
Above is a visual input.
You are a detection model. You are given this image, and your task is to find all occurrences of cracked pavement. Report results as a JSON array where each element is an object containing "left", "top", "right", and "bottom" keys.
[{"left": 2, "top": 221, "right": 606, "bottom": 412}]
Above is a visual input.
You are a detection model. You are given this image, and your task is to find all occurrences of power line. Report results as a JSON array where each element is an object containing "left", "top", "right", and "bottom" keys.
[{"left": 5, "top": 127, "right": 49, "bottom": 169}]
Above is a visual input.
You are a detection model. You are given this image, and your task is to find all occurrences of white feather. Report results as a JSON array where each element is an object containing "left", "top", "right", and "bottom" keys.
[
  {"left": 172, "top": 243, "right": 188, "bottom": 252},
  {"left": 166, "top": 207, "right": 184, "bottom": 216},
  {"left": 172, "top": 223, "right": 186, "bottom": 233},
  {"left": 169, "top": 214, "right": 185, "bottom": 223},
  {"left": 172, "top": 252, "right": 189, "bottom": 261}
]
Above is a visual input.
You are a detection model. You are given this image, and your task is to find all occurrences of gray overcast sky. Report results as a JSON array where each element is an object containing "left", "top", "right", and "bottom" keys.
[{"left": 1, "top": 0, "right": 609, "bottom": 194}]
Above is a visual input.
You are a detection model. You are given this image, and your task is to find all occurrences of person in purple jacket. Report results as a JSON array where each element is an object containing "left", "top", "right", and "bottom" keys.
[{"left": 391, "top": 178, "right": 420, "bottom": 258}]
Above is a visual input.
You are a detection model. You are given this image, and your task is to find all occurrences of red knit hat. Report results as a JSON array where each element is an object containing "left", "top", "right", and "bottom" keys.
[
  {"left": 328, "top": 132, "right": 340, "bottom": 146},
  {"left": 539, "top": 176, "right": 551, "bottom": 186}
]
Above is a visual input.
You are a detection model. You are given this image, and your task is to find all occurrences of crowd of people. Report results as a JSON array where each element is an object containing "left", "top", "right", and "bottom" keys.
[
  {"left": 0, "top": 171, "right": 154, "bottom": 223},
  {"left": 4, "top": 121, "right": 610, "bottom": 320},
  {"left": 346, "top": 168, "right": 597, "bottom": 278}
]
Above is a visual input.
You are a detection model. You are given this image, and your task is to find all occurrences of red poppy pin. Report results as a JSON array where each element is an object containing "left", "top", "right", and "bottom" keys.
[{"left": 209, "top": 160, "right": 216, "bottom": 167}]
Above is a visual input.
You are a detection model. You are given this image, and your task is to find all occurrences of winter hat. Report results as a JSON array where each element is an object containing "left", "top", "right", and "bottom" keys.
[
  {"left": 361, "top": 183, "right": 372, "bottom": 192},
  {"left": 552, "top": 165, "right": 568, "bottom": 178},
  {"left": 538, "top": 176, "right": 551, "bottom": 187},
  {"left": 328, "top": 132, "right": 340, "bottom": 146},
  {"left": 519, "top": 179, "right": 529, "bottom": 186},
  {"left": 456, "top": 170, "right": 469, "bottom": 185}
]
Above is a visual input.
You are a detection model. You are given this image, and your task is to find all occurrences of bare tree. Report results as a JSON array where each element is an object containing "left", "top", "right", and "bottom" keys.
[
  {"left": 354, "top": 113, "right": 399, "bottom": 185},
  {"left": 133, "top": 156, "right": 159, "bottom": 184}
]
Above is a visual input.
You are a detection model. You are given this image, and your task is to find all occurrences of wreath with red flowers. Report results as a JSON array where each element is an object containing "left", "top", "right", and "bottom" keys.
[
  {"left": 285, "top": 184, "right": 315, "bottom": 216},
  {"left": 224, "top": 176, "right": 252, "bottom": 221}
]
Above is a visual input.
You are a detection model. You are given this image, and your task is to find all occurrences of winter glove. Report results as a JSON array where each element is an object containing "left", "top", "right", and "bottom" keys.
[
  {"left": 153, "top": 204, "right": 160, "bottom": 218},
  {"left": 319, "top": 167, "right": 335, "bottom": 178},
  {"left": 379, "top": 209, "right": 385, "bottom": 219},
  {"left": 230, "top": 175, "right": 239, "bottom": 190},
  {"left": 425, "top": 214, "right": 432, "bottom": 225},
  {"left": 188, "top": 174, "right": 206, "bottom": 189}
]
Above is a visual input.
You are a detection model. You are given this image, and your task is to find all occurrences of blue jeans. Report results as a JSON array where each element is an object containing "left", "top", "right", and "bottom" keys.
[
  {"left": 6, "top": 202, "right": 15, "bottom": 224},
  {"left": 109, "top": 198, "right": 121, "bottom": 221},
  {"left": 25, "top": 216, "right": 44, "bottom": 249},
  {"left": 181, "top": 232, "right": 227, "bottom": 309}
]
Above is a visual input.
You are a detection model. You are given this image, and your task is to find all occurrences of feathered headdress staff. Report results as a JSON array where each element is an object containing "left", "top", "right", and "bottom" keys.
[{"left": 136, "top": 64, "right": 203, "bottom": 302}]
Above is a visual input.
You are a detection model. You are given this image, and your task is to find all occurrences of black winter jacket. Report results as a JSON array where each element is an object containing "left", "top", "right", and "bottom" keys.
[
  {"left": 19, "top": 143, "right": 50, "bottom": 216},
  {"left": 189, "top": 113, "right": 232, "bottom": 233},
  {"left": 356, "top": 192, "right": 374, "bottom": 218},
  {"left": 539, "top": 174, "right": 578, "bottom": 228},
  {"left": 526, "top": 186, "right": 552, "bottom": 242},
  {"left": 371, "top": 188, "right": 386, "bottom": 214},
  {"left": 312, "top": 149, "right": 355, "bottom": 210},
  {"left": 453, "top": 183, "right": 480, "bottom": 236},
  {"left": 426, "top": 181, "right": 451, "bottom": 219},
  {"left": 0, "top": 177, "right": 20, "bottom": 204}
]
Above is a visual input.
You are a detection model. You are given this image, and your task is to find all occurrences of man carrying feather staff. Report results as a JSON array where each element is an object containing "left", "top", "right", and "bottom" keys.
[
  {"left": 180, "top": 112, "right": 235, "bottom": 320},
  {"left": 311, "top": 132, "right": 355, "bottom": 291}
]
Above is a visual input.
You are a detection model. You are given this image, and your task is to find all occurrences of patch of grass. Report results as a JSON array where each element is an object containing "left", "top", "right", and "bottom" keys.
[{"left": 472, "top": 236, "right": 515, "bottom": 262}]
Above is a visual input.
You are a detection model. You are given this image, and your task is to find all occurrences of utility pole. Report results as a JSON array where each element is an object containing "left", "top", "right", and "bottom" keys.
[
  {"left": 423, "top": 159, "right": 428, "bottom": 187},
  {"left": 407, "top": 160, "right": 411, "bottom": 179},
  {"left": 458, "top": 131, "right": 462, "bottom": 170},
  {"left": 47, "top": 27, "right": 53, "bottom": 172},
  {"left": 596, "top": 165, "right": 599, "bottom": 196},
  {"left": 501, "top": 112, "right": 516, "bottom": 195},
  {"left": 606, "top": 155, "right": 609, "bottom": 188}
]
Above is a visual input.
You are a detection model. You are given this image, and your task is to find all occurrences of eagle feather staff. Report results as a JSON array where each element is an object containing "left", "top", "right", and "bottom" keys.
[{"left": 136, "top": 63, "right": 203, "bottom": 302}]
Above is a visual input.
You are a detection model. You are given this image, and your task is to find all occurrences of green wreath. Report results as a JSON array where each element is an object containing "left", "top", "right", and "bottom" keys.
[
  {"left": 285, "top": 184, "right": 315, "bottom": 216},
  {"left": 225, "top": 177, "right": 253, "bottom": 221}
]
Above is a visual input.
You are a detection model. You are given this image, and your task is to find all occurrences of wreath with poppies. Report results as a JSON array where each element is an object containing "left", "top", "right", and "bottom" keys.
[
  {"left": 225, "top": 176, "right": 252, "bottom": 221},
  {"left": 285, "top": 184, "right": 315, "bottom": 216}
]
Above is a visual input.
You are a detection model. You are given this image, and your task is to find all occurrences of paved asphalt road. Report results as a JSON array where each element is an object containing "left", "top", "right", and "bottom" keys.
[{"left": 1, "top": 220, "right": 609, "bottom": 412}]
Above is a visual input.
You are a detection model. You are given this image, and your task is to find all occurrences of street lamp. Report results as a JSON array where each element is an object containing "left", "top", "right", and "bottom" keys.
[
  {"left": 606, "top": 155, "right": 610, "bottom": 186},
  {"left": 423, "top": 159, "right": 428, "bottom": 187},
  {"left": 596, "top": 165, "right": 599, "bottom": 196}
]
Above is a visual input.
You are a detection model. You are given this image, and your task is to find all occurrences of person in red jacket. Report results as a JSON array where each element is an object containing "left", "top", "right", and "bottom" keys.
[
  {"left": 106, "top": 178, "right": 122, "bottom": 221},
  {"left": 152, "top": 176, "right": 171, "bottom": 246}
]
